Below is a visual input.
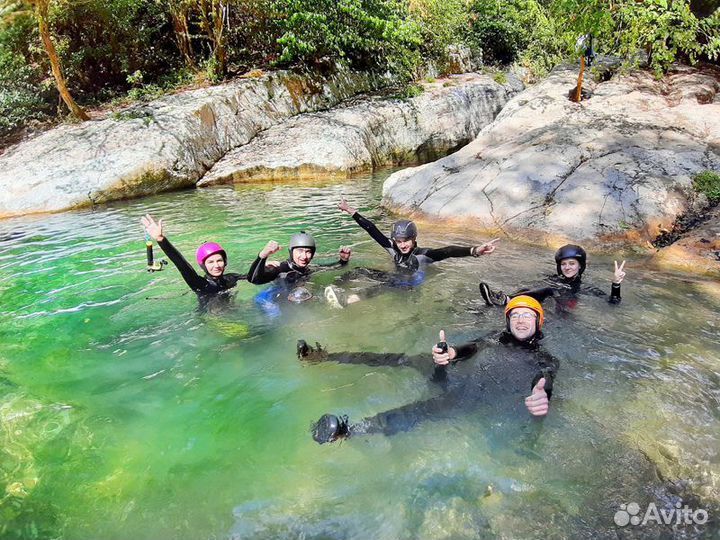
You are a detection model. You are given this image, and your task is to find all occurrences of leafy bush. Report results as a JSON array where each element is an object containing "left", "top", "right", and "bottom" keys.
[{"left": 693, "top": 170, "right": 720, "bottom": 203}]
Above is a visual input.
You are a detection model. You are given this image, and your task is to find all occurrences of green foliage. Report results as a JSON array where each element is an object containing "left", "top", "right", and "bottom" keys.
[
  {"left": 0, "top": 0, "right": 718, "bottom": 140},
  {"left": 493, "top": 71, "right": 508, "bottom": 84},
  {"left": 409, "top": 0, "right": 469, "bottom": 71},
  {"left": 271, "top": 0, "right": 422, "bottom": 78},
  {"left": 693, "top": 170, "right": 720, "bottom": 203},
  {"left": 550, "top": 0, "right": 720, "bottom": 77}
]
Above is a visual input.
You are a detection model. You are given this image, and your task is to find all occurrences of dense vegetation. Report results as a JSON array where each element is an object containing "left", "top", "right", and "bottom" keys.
[{"left": 0, "top": 0, "right": 718, "bottom": 144}]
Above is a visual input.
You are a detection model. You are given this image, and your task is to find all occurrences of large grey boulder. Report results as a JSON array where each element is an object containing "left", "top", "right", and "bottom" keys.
[
  {"left": 0, "top": 68, "right": 386, "bottom": 219},
  {"left": 198, "top": 73, "right": 523, "bottom": 185},
  {"left": 382, "top": 64, "right": 720, "bottom": 246}
]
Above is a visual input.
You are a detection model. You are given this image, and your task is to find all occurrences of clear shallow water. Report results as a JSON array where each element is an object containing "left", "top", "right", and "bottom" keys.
[{"left": 0, "top": 171, "right": 718, "bottom": 539}]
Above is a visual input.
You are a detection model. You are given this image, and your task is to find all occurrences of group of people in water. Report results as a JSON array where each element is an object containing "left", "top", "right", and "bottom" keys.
[{"left": 141, "top": 197, "right": 627, "bottom": 445}]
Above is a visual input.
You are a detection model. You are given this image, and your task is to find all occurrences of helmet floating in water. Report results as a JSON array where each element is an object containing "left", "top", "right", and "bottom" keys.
[
  {"left": 288, "top": 287, "right": 313, "bottom": 303},
  {"left": 288, "top": 232, "right": 316, "bottom": 256},
  {"left": 554, "top": 244, "right": 587, "bottom": 276},
  {"left": 505, "top": 295, "right": 545, "bottom": 330},
  {"left": 196, "top": 242, "right": 227, "bottom": 268},
  {"left": 390, "top": 220, "right": 418, "bottom": 241}
]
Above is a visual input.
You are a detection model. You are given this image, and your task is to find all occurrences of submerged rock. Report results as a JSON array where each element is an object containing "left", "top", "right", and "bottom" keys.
[
  {"left": 198, "top": 73, "right": 523, "bottom": 185},
  {"left": 382, "top": 64, "right": 720, "bottom": 249}
]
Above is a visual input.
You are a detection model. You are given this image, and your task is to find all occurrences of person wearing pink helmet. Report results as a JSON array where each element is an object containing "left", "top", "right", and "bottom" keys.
[{"left": 141, "top": 214, "right": 247, "bottom": 298}]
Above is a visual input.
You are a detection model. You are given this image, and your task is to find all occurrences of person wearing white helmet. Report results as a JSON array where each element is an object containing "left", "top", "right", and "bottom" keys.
[{"left": 247, "top": 231, "right": 352, "bottom": 286}]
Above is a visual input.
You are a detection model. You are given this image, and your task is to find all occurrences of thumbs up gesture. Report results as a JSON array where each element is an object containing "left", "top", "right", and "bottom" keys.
[
  {"left": 525, "top": 377, "right": 549, "bottom": 416},
  {"left": 432, "top": 330, "right": 456, "bottom": 365}
]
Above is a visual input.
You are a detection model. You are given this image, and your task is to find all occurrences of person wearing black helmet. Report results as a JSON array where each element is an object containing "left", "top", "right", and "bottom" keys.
[
  {"left": 247, "top": 231, "right": 352, "bottom": 286},
  {"left": 301, "top": 295, "right": 559, "bottom": 444},
  {"left": 337, "top": 198, "right": 498, "bottom": 272},
  {"left": 479, "top": 244, "right": 626, "bottom": 308}
]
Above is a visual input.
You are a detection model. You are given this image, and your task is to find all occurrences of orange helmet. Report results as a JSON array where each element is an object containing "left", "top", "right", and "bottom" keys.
[{"left": 505, "top": 295, "right": 544, "bottom": 329}]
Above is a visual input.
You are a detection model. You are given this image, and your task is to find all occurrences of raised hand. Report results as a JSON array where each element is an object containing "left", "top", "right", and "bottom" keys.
[
  {"left": 141, "top": 213, "right": 164, "bottom": 242},
  {"left": 613, "top": 260, "right": 626, "bottom": 284},
  {"left": 472, "top": 238, "right": 500, "bottom": 256},
  {"left": 337, "top": 198, "right": 357, "bottom": 216},
  {"left": 339, "top": 246, "right": 352, "bottom": 262},
  {"left": 432, "top": 329, "right": 456, "bottom": 366},
  {"left": 259, "top": 240, "right": 281, "bottom": 259},
  {"left": 525, "top": 377, "right": 549, "bottom": 416}
]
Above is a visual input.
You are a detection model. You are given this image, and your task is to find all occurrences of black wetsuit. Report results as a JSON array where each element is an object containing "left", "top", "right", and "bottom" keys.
[
  {"left": 310, "top": 332, "right": 558, "bottom": 437},
  {"left": 247, "top": 255, "right": 348, "bottom": 286},
  {"left": 352, "top": 212, "right": 477, "bottom": 272},
  {"left": 157, "top": 238, "right": 245, "bottom": 296},
  {"left": 513, "top": 274, "right": 621, "bottom": 306}
]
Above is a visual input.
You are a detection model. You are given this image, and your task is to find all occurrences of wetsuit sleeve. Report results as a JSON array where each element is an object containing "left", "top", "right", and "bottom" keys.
[
  {"left": 530, "top": 350, "right": 559, "bottom": 400},
  {"left": 352, "top": 212, "right": 393, "bottom": 250},
  {"left": 314, "top": 258, "right": 350, "bottom": 269},
  {"left": 609, "top": 283, "right": 621, "bottom": 304},
  {"left": 246, "top": 256, "right": 282, "bottom": 285},
  {"left": 421, "top": 246, "right": 474, "bottom": 262},
  {"left": 156, "top": 238, "right": 207, "bottom": 292}
]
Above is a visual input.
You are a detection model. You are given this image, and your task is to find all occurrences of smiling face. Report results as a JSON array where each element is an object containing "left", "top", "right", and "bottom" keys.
[
  {"left": 508, "top": 307, "right": 538, "bottom": 341},
  {"left": 292, "top": 247, "right": 314, "bottom": 268},
  {"left": 560, "top": 258, "right": 580, "bottom": 279},
  {"left": 394, "top": 238, "right": 415, "bottom": 254},
  {"left": 204, "top": 253, "right": 226, "bottom": 277}
]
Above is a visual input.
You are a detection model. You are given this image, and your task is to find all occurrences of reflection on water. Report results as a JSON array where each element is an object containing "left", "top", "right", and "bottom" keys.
[{"left": 0, "top": 171, "right": 718, "bottom": 539}]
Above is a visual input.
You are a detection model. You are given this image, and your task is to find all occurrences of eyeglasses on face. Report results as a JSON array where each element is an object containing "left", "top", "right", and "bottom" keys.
[{"left": 509, "top": 312, "right": 537, "bottom": 321}]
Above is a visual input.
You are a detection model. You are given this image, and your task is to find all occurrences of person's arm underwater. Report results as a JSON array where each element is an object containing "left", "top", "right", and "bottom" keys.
[
  {"left": 338, "top": 198, "right": 393, "bottom": 250},
  {"left": 247, "top": 240, "right": 283, "bottom": 285},
  {"left": 141, "top": 214, "right": 207, "bottom": 292}
]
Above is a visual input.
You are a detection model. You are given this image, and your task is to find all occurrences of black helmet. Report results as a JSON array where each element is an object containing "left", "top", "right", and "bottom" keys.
[
  {"left": 390, "top": 220, "right": 418, "bottom": 241},
  {"left": 311, "top": 414, "right": 349, "bottom": 444},
  {"left": 288, "top": 231, "right": 316, "bottom": 256},
  {"left": 554, "top": 244, "right": 587, "bottom": 276}
]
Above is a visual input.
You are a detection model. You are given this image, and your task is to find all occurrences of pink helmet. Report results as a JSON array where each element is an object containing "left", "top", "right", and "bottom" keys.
[{"left": 196, "top": 242, "right": 227, "bottom": 268}]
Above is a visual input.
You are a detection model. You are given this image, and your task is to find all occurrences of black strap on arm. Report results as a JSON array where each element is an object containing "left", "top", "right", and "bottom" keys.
[
  {"left": 352, "top": 212, "right": 393, "bottom": 250},
  {"left": 157, "top": 238, "right": 207, "bottom": 292},
  {"left": 609, "top": 283, "right": 622, "bottom": 304}
]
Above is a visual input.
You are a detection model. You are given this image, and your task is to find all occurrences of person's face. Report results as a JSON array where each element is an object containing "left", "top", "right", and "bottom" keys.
[
  {"left": 204, "top": 253, "right": 225, "bottom": 277},
  {"left": 292, "top": 247, "right": 314, "bottom": 268},
  {"left": 508, "top": 307, "right": 537, "bottom": 341},
  {"left": 560, "top": 258, "right": 580, "bottom": 279},
  {"left": 395, "top": 238, "right": 415, "bottom": 254}
]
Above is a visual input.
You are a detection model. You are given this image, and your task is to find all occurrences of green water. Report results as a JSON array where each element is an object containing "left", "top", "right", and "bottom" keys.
[{"left": 1, "top": 171, "right": 718, "bottom": 539}]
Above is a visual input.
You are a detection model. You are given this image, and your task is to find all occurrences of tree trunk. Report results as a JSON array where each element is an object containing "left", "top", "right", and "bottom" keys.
[
  {"left": 171, "top": 9, "right": 195, "bottom": 68},
  {"left": 35, "top": 0, "right": 89, "bottom": 120},
  {"left": 199, "top": 0, "right": 226, "bottom": 76}
]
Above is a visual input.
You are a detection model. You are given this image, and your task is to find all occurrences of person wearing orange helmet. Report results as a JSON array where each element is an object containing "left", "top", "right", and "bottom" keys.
[
  {"left": 479, "top": 244, "right": 626, "bottom": 309},
  {"left": 302, "top": 295, "right": 558, "bottom": 444}
]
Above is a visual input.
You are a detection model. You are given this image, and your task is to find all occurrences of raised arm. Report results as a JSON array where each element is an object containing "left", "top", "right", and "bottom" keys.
[
  {"left": 247, "top": 241, "right": 283, "bottom": 285},
  {"left": 609, "top": 260, "right": 625, "bottom": 304},
  {"left": 338, "top": 198, "right": 392, "bottom": 250},
  {"left": 141, "top": 214, "right": 207, "bottom": 292}
]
